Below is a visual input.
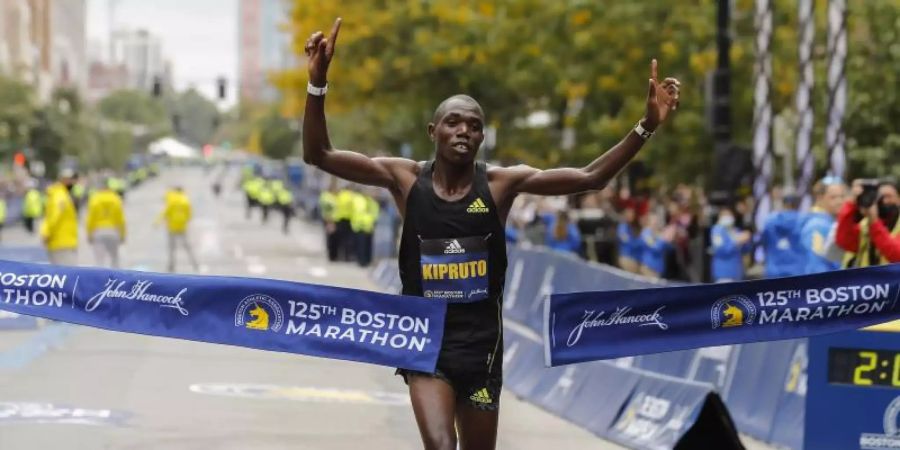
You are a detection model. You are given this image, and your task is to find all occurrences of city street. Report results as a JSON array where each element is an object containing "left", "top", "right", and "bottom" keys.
[{"left": 0, "top": 166, "right": 625, "bottom": 450}]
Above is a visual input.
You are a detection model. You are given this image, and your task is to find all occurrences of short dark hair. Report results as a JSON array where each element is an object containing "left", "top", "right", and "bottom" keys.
[{"left": 432, "top": 95, "right": 484, "bottom": 123}]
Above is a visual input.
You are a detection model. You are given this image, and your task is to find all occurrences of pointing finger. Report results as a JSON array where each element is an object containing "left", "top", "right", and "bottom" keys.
[
  {"left": 329, "top": 18, "right": 342, "bottom": 43},
  {"left": 651, "top": 59, "right": 658, "bottom": 82}
]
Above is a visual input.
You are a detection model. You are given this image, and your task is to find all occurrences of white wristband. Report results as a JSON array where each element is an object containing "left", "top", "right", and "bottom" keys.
[
  {"left": 307, "top": 82, "right": 328, "bottom": 96},
  {"left": 633, "top": 121, "right": 654, "bottom": 140}
]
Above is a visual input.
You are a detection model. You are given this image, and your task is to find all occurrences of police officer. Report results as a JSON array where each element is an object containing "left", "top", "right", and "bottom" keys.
[
  {"left": 158, "top": 186, "right": 199, "bottom": 272},
  {"left": 22, "top": 181, "right": 43, "bottom": 234},
  {"left": 276, "top": 185, "right": 294, "bottom": 234},
  {"left": 257, "top": 180, "right": 276, "bottom": 223},
  {"left": 319, "top": 180, "right": 339, "bottom": 261}
]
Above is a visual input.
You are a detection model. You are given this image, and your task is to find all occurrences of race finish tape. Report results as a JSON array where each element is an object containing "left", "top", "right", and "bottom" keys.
[
  {"left": 545, "top": 264, "right": 900, "bottom": 366},
  {"left": 0, "top": 259, "right": 446, "bottom": 372}
]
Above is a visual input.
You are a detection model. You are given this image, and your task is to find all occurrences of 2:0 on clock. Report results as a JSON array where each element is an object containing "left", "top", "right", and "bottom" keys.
[{"left": 829, "top": 347, "right": 900, "bottom": 388}]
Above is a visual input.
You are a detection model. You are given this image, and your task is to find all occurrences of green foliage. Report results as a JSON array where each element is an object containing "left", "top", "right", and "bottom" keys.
[
  {"left": 98, "top": 89, "right": 169, "bottom": 125},
  {"left": 259, "top": 107, "right": 299, "bottom": 160},
  {"left": 172, "top": 89, "right": 220, "bottom": 146}
]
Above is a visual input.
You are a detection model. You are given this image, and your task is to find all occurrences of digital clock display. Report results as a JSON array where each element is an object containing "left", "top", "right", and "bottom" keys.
[{"left": 828, "top": 347, "right": 900, "bottom": 388}]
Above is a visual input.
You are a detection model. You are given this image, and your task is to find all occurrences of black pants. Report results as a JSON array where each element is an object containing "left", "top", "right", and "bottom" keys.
[
  {"left": 23, "top": 217, "right": 35, "bottom": 233},
  {"left": 325, "top": 224, "right": 339, "bottom": 261},
  {"left": 261, "top": 204, "right": 271, "bottom": 223},
  {"left": 280, "top": 205, "right": 293, "bottom": 233},
  {"left": 335, "top": 220, "right": 355, "bottom": 261},
  {"left": 356, "top": 231, "right": 373, "bottom": 266}
]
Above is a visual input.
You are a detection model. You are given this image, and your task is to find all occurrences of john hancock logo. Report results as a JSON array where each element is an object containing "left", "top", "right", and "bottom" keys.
[
  {"left": 711, "top": 295, "right": 757, "bottom": 329},
  {"left": 234, "top": 294, "right": 284, "bottom": 333}
]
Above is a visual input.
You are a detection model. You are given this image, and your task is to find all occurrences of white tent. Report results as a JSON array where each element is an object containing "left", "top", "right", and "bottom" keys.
[{"left": 148, "top": 137, "right": 199, "bottom": 159}]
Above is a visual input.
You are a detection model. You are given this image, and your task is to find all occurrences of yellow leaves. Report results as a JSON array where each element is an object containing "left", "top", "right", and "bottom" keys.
[
  {"left": 571, "top": 9, "right": 592, "bottom": 27},
  {"left": 524, "top": 44, "right": 541, "bottom": 57},
  {"left": 563, "top": 81, "right": 589, "bottom": 100},
  {"left": 478, "top": 1, "right": 495, "bottom": 17},
  {"left": 689, "top": 50, "right": 716, "bottom": 74},
  {"left": 392, "top": 56, "right": 412, "bottom": 74},
  {"left": 627, "top": 47, "right": 645, "bottom": 63},
  {"left": 597, "top": 75, "right": 619, "bottom": 91},
  {"left": 661, "top": 42, "right": 679, "bottom": 60}
]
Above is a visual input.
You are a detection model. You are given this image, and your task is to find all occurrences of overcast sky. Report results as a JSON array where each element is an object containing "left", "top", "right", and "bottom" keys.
[{"left": 87, "top": 0, "right": 238, "bottom": 107}]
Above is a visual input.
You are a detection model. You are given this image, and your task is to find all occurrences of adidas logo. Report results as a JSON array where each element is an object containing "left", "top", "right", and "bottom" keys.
[
  {"left": 466, "top": 198, "right": 489, "bottom": 213},
  {"left": 444, "top": 239, "right": 466, "bottom": 254},
  {"left": 469, "top": 388, "right": 493, "bottom": 404}
]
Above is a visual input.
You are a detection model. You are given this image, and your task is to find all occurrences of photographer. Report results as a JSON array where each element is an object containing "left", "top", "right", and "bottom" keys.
[{"left": 836, "top": 179, "right": 900, "bottom": 266}]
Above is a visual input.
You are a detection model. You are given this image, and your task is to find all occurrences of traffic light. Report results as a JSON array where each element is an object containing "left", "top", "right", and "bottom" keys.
[
  {"left": 13, "top": 151, "right": 25, "bottom": 167},
  {"left": 202, "top": 144, "right": 213, "bottom": 157},
  {"left": 217, "top": 77, "right": 227, "bottom": 100}
]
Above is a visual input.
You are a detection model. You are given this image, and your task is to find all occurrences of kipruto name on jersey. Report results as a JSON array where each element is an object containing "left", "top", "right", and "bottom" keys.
[{"left": 421, "top": 260, "right": 487, "bottom": 280}]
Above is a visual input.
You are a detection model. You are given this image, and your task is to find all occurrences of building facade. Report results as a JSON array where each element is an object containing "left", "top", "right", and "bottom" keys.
[{"left": 238, "top": 0, "right": 292, "bottom": 104}]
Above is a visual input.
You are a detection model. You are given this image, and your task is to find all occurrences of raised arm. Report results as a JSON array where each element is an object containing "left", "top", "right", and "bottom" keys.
[
  {"left": 495, "top": 60, "right": 680, "bottom": 197},
  {"left": 302, "top": 18, "right": 415, "bottom": 192}
]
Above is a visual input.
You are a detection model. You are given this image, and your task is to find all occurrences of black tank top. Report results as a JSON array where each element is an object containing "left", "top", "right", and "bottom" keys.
[{"left": 398, "top": 160, "right": 506, "bottom": 375}]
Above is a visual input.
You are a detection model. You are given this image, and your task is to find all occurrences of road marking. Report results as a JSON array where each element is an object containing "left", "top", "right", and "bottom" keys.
[
  {"left": 0, "top": 323, "right": 75, "bottom": 370},
  {"left": 0, "top": 402, "right": 129, "bottom": 426},
  {"left": 189, "top": 383, "right": 408, "bottom": 406},
  {"left": 308, "top": 267, "right": 328, "bottom": 278}
]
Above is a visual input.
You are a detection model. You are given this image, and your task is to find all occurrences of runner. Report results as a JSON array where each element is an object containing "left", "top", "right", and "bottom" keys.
[{"left": 302, "top": 18, "right": 681, "bottom": 450}]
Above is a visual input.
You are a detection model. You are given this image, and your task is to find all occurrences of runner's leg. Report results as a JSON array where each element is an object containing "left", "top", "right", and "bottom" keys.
[
  {"left": 408, "top": 375, "right": 458, "bottom": 450},
  {"left": 456, "top": 401, "right": 499, "bottom": 450}
]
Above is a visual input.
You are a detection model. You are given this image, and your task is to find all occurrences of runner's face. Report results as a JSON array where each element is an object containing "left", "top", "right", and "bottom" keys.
[{"left": 429, "top": 102, "right": 484, "bottom": 165}]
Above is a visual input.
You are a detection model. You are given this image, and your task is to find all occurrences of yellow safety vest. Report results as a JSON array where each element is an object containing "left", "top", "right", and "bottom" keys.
[
  {"left": 160, "top": 192, "right": 192, "bottom": 233},
  {"left": 319, "top": 191, "right": 336, "bottom": 221},
  {"left": 40, "top": 183, "right": 78, "bottom": 250},
  {"left": 23, "top": 189, "right": 43, "bottom": 218},
  {"left": 844, "top": 218, "right": 900, "bottom": 268},
  {"left": 86, "top": 189, "right": 126, "bottom": 238}
]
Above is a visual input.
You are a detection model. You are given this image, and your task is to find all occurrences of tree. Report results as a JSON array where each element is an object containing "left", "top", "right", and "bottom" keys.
[
  {"left": 172, "top": 89, "right": 221, "bottom": 146},
  {"left": 0, "top": 76, "right": 37, "bottom": 160},
  {"left": 278, "top": 0, "right": 900, "bottom": 186},
  {"left": 259, "top": 107, "right": 299, "bottom": 160}
]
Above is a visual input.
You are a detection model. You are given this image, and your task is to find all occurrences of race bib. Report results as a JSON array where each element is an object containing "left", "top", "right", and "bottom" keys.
[{"left": 420, "top": 236, "right": 489, "bottom": 303}]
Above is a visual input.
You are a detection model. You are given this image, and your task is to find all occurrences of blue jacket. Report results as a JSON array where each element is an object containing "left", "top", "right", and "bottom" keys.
[
  {"left": 617, "top": 222, "right": 643, "bottom": 265},
  {"left": 711, "top": 224, "right": 749, "bottom": 281},
  {"left": 800, "top": 210, "right": 840, "bottom": 274},
  {"left": 545, "top": 216, "right": 582, "bottom": 254},
  {"left": 639, "top": 228, "right": 671, "bottom": 276},
  {"left": 760, "top": 210, "right": 805, "bottom": 278}
]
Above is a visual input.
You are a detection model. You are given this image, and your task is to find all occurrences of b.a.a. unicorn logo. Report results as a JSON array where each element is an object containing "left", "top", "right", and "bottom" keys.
[
  {"left": 711, "top": 295, "right": 757, "bottom": 329},
  {"left": 235, "top": 294, "right": 284, "bottom": 332}
]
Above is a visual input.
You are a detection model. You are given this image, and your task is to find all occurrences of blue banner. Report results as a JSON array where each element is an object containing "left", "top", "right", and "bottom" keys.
[
  {"left": 0, "top": 259, "right": 446, "bottom": 372},
  {"left": 546, "top": 264, "right": 900, "bottom": 366}
]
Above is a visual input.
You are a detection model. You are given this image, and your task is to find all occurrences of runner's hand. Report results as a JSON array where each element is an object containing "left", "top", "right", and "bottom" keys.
[
  {"left": 305, "top": 18, "right": 342, "bottom": 87},
  {"left": 643, "top": 59, "right": 681, "bottom": 131}
]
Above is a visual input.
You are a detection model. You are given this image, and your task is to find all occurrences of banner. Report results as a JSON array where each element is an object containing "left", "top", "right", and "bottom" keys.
[
  {"left": 546, "top": 264, "right": 900, "bottom": 366},
  {"left": 0, "top": 259, "right": 446, "bottom": 372}
]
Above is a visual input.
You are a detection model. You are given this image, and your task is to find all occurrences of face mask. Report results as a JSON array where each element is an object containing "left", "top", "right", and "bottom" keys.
[
  {"left": 719, "top": 216, "right": 735, "bottom": 227},
  {"left": 878, "top": 202, "right": 899, "bottom": 221}
]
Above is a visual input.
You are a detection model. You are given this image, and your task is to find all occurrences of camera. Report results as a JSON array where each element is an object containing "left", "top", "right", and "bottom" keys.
[{"left": 856, "top": 179, "right": 881, "bottom": 208}]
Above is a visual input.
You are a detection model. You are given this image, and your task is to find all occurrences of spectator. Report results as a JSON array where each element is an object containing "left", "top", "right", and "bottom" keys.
[
  {"left": 837, "top": 179, "right": 900, "bottom": 266},
  {"left": 638, "top": 213, "right": 674, "bottom": 279},
  {"left": 760, "top": 194, "right": 805, "bottom": 277},
  {"left": 616, "top": 205, "right": 643, "bottom": 273},
  {"left": 710, "top": 207, "right": 751, "bottom": 282},
  {"left": 545, "top": 211, "right": 582, "bottom": 254},
  {"left": 800, "top": 177, "right": 847, "bottom": 273}
]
